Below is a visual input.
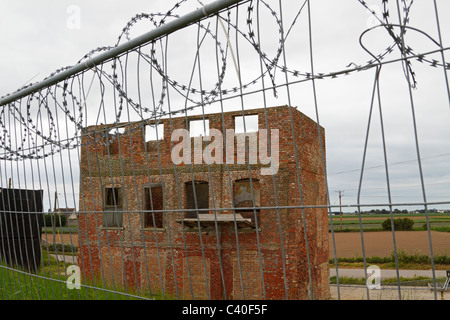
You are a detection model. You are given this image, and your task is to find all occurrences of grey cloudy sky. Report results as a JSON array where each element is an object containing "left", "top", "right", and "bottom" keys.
[{"left": 1, "top": 0, "right": 450, "bottom": 212}]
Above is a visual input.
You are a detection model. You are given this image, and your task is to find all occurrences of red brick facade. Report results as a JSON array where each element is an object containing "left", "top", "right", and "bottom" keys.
[{"left": 77, "top": 105, "right": 329, "bottom": 300}]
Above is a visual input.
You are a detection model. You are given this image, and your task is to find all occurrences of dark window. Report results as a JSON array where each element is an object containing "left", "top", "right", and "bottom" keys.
[
  {"left": 233, "top": 179, "right": 260, "bottom": 225},
  {"left": 144, "top": 186, "right": 164, "bottom": 229},
  {"left": 103, "top": 187, "right": 123, "bottom": 228},
  {"left": 185, "top": 181, "right": 209, "bottom": 218}
]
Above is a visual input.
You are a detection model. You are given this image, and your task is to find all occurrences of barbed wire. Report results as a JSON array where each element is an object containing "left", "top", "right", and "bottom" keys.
[{"left": 0, "top": 0, "right": 449, "bottom": 161}]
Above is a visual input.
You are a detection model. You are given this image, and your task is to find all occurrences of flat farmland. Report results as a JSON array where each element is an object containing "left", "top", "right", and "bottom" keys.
[
  {"left": 329, "top": 214, "right": 450, "bottom": 231},
  {"left": 329, "top": 230, "right": 450, "bottom": 258},
  {"left": 329, "top": 214, "right": 450, "bottom": 258}
]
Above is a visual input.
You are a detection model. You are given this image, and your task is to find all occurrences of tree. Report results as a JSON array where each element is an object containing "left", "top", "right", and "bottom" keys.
[
  {"left": 44, "top": 214, "right": 67, "bottom": 227},
  {"left": 381, "top": 217, "right": 414, "bottom": 231}
]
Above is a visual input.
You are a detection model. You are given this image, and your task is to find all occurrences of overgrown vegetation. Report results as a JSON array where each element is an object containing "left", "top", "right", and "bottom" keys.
[
  {"left": 329, "top": 275, "right": 441, "bottom": 286},
  {"left": 381, "top": 217, "right": 414, "bottom": 231},
  {"left": 423, "top": 225, "right": 450, "bottom": 233},
  {"left": 41, "top": 226, "right": 78, "bottom": 234},
  {"left": 43, "top": 243, "right": 78, "bottom": 255},
  {"left": 0, "top": 252, "right": 156, "bottom": 300},
  {"left": 43, "top": 214, "right": 67, "bottom": 228},
  {"left": 330, "top": 250, "right": 450, "bottom": 267}
]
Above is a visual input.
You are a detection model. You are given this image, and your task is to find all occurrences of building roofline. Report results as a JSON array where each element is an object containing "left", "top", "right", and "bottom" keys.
[{"left": 82, "top": 105, "right": 321, "bottom": 131}]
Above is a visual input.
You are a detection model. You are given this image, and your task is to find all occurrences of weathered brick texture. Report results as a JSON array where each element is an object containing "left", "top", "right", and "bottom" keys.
[{"left": 78, "top": 105, "right": 329, "bottom": 300}]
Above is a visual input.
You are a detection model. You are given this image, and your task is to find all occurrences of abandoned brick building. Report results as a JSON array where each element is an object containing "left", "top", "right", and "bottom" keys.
[{"left": 77, "top": 105, "right": 329, "bottom": 300}]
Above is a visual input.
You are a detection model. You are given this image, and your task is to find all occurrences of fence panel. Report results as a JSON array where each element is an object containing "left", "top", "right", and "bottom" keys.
[{"left": 0, "top": 0, "right": 449, "bottom": 300}]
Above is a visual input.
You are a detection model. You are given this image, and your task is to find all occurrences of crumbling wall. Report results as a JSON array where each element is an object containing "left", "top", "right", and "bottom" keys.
[{"left": 78, "top": 106, "right": 329, "bottom": 300}]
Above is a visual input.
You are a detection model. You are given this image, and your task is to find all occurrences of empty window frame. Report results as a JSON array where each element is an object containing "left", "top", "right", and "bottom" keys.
[
  {"left": 145, "top": 124, "right": 164, "bottom": 142},
  {"left": 103, "top": 186, "right": 123, "bottom": 228},
  {"left": 189, "top": 119, "right": 210, "bottom": 137},
  {"left": 105, "top": 128, "right": 125, "bottom": 155},
  {"left": 234, "top": 115, "right": 259, "bottom": 134},
  {"left": 185, "top": 181, "right": 209, "bottom": 218},
  {"left": 233, "top": 179, "right": 260, "bottom": 224},
  {"left": 143, "top": 185, "right": 164, "bottom": 229}
]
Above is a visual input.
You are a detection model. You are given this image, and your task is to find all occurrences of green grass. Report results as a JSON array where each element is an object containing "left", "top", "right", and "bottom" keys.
[
  {"left": 43, "top": 243, "right": 78, "bottom": 256},
  {"left": 330, "top": 250, "right": 450, "bottom": 268},
  {"left": 430, "top": 226, "right": 450, "bottom": 233},
  {"left": 0, "top": 252, "right": 156, "bottom": 300},
  {"left": 41, "top": 226, "right": 79, "bottom": 234}
]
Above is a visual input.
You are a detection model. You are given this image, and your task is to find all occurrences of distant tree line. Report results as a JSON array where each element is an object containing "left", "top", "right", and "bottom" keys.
[
  {"left": 347, "top": 208, "right": 449, "bottom": 215},
  {"left": 355, "top": 209, "right": 409, "bottom": 215},
  {"left": 370, "top": 209, "right": 408, "bottom": 214},
  {"left": 43, "top": 214, "right": 67, "bottom": 227}
]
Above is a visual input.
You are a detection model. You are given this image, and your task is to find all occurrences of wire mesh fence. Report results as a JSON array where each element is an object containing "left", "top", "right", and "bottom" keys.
[{"left": 0, "top": 0, "right": 450, "bottom": 301}]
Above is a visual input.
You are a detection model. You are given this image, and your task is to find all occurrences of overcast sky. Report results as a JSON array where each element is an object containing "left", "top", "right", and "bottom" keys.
[{"left": 1, "top": 0, "right": 450, "bottom": 212}]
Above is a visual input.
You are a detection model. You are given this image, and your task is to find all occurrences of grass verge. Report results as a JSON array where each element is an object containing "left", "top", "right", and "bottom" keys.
[
  {"left": 330, "top": 250, "right": 450, "bottom": 270},
  {"left": 0, "top": 252, "right": 160, "bottom": 300},
  {"left": 329, "top": 275, "right": 446, "bottom": 286}
]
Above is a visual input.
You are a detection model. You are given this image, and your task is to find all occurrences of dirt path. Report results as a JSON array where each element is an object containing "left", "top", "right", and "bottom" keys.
[
  {"left": 329, "top": 231, "right": 450, "bottom": 258},
  {"left": 42, "top": 233, "right": 78, "bottom": 245}
]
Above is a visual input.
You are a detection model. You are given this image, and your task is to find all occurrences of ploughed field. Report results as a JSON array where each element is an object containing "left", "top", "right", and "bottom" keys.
[
  {"left": 329, "top": 230, "right": 450, "bottom": 258},
  {"left": 329, "top": 214, "right": 450, "bottom": 258}
]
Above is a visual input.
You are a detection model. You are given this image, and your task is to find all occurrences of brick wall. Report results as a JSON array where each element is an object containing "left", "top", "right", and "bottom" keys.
[{"left": 77, "top": 105, "right": 329, "bottom": 300}]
